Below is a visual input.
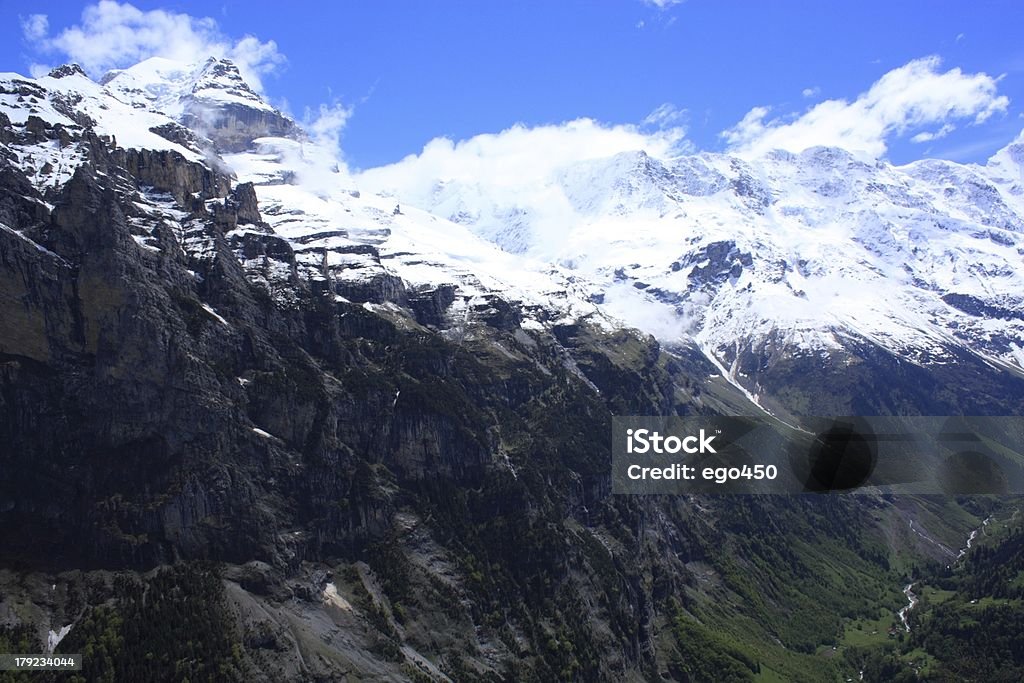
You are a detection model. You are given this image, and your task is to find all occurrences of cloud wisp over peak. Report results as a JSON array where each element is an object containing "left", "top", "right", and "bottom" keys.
[
  {"left": 21, "top": 1, "right": 284, "bottom": 91},
  {"left": 721, "top": 56, "right": 1009, "bottom": 160}
]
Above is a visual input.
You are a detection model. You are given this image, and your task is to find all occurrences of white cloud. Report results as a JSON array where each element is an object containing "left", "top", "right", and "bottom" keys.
[
  {"left": 643, "top": 103, "right": 686, "bottom": 129},
  {"left": 910, "top": 122, "right": 956, "bottom": 143},
  {"left": 356, "top": 118, "right": 690, "bottom": 256},
  {"left": 722, "top": 56, "right": 1009, "bottom": 159},
  {"left": 22, "top": 1, "right": 284, "bottom": 91},
  {"left": 306, "top": 102, "right": 353, "bottom": 161},
  {"left": 641, "top": 0, "right": 684, "bottom": 9},
  {"left": 358, "top": 118, "right": 688, "bottom": 194},
  {"left": 21, "top": 14, "right": 49, "bottom": 41},
  {"left": 249, "top": 104, "right": 354, "bottom": 199},
  {"left": 801, "top": 86, "right": 821, "bottom": 99}
]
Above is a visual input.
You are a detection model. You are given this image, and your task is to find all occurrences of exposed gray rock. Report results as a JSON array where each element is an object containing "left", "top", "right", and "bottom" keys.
[
  {"left": 115, "top": 147, "right": 230, "bottom": 205},
  {"left": 46, "top": 64, "right": 88, "bottom": 79}
]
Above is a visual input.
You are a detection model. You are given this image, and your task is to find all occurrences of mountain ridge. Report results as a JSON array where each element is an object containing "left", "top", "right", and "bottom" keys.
[
  {"left": 7, "top": 57, "right": 1024, "bottom": 417},
  {"left": 1, "top": 55, "right": 1023, "bottom": 681}
]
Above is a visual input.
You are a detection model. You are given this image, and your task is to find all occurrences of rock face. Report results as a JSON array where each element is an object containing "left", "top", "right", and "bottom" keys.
[
  {"left": 0, "top": 115, "right": 695, "bottom": 679},
  {"left": 118, "top": 147, "right": 231, "bottom": 204},
  {"left": 0, "top": 95, "right": 690, "bottom": 679},
  {"left": 182, "top": 100, "right": 298, "bottom": 153}
]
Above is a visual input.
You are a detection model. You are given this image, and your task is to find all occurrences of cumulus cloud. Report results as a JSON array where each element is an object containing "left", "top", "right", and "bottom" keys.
[
  {"left": 21, "top": 1, "right": 284, "bottom": 91},
  {"left": 358, "top": 118, "right": 688, "bottom": 196},
  {"left": 801, "top": 86, "right": 821, "bottom": 99},
  {"left": 722, "top": 57, "right": 1009, "bottom": 159},
  {"left": 307, "top": 102, "right": 353, "bottom": 155},
  {"left": 356, "top": 118, "right": 689, "bottom": 257},
  {"left": 243, "top": 102, "right": 356, "bottom": 200},
  {"left": 21, "top": 14, "right": 49, "bottom": 41}
]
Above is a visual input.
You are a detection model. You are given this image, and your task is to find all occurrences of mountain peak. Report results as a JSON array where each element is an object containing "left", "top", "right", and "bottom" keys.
[
  {"left": 199, "top": 56, "right": 240, "bottom": 75},
  {"left": 99, "top": 55, "right": 264, "bottom": 109},
  {"left": 189, "top": 56, "right": 263, "bottom": 105},
  {"left": 194, "top": 56, "right": 247, "bottom": 88},
  {"left": 46, "top": 63, "right": 88, "bottom": 80},
  {"left": 94, "top": 55, "right": 291, "bottom": 152},
  {"left": 988, "top": 128, "right": 1024, "bottom": 172}
]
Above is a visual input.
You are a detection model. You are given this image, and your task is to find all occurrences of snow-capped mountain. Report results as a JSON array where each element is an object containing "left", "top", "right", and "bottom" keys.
[
  {"left": 5, "top": 53, "right": 1024, "bottom": 683},
  {"left": 0, "top": 63, "right": 202, "bottom": 184},
  {"left": 3, "top": 57, "right": 1023, "bottom": 416},
  {"left": 0, "top": 60, "right": 610, "bottom": 343},
  {"left": 101, "top": 56, "right": 297, "bottom": 152},
  {"left": 365, "top": 139, "right": 1024, "bottom": 411}
]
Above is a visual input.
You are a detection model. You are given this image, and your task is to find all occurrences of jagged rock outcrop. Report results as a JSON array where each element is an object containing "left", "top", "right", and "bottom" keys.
[
  {"left": 116, "top": 148, "right": 229, "bottom": 204},
  {"left": 407, "top": 284, "right": 457, "bottom": 327}
]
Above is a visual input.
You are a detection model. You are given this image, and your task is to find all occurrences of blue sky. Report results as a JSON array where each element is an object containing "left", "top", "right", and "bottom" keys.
[{"left": 3, "top": 0, "right": 1023, "bottom": 169}]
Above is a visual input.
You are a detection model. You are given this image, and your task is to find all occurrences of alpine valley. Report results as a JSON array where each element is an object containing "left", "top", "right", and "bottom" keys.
[{"left": 1, "top": 57, "right": 1023, "bottom": 682}]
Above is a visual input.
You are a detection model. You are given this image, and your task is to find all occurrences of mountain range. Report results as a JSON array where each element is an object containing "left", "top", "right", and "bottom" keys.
[{"left": 1, "top": 56, "right": 1022, "bottom": 681}]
